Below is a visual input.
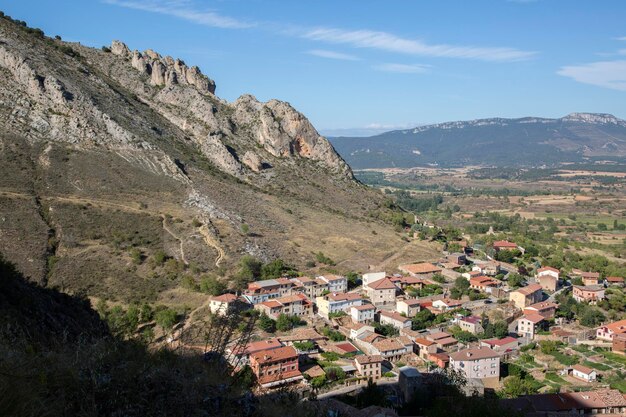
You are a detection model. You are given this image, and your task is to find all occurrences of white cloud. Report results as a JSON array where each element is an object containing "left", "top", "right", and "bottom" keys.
[
  {"left": 306, "top": 49, "right": 359, "bottom": 61},
  {"left": 373, "top": 63, "right": 430, "bottom": 74},
  {"left": 615, "top": 36, "right": 626, "bottom": 41},
  {"left": 558, "top": 60, "right": 626, "bottom": 91},
  {"left": 103, "top": 0, "right": 253, "bottom": 29},
  {"left": 303, "top": 28, "right": 536, "bottom": 62}
]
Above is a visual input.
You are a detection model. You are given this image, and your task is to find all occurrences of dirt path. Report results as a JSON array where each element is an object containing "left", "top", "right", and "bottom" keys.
[
  {"left": 161, "top": 216, "right": 189, "bottom": 265},
  {"left": 198, "top": 224, "right": 224, "bottom": 267}
]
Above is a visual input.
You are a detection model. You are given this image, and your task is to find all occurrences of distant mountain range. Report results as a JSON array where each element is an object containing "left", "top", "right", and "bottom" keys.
[{"left": 329, "top": 113, "right": 626, "bottom": 169}]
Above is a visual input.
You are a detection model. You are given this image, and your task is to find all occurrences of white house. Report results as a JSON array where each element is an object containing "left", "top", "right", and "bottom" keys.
[
  {"left": 379, "top": 310, "right": 412, "bottom": 330},
  {"left": 362, "top": 271, "right": 386, "bottom": 287},
  {"left": 317, "top": 274, "right": 348, "bottom": 293},
  {"left": 351, "top": 304, "right": 376, "bottom": 323},
  {"left": 396, "top": 298, "right": 422, "bottom": 317},
  {"left": 432, "top": 298, "right": 464, "bottom": 311},
  {"left": 571, "top": 364, "right": 597, "bottom": 382}
]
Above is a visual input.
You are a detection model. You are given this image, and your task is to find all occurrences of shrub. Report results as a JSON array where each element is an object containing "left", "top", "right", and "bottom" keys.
[
  {"left": 154, "top": 308, "right": 178, "bottom": 330},
  {"left": 257, "top": 313, "right": 276, "bottom": 333}
]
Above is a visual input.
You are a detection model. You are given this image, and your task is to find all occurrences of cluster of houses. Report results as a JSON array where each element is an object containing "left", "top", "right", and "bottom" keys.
[{"left": 205, "top": 246, "right": 625, "bottom": 399}]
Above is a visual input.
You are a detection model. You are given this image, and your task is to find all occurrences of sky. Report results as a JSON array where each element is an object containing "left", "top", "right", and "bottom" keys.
[{"left": 2, "top": 0, "right": 626, "bottom": 136}]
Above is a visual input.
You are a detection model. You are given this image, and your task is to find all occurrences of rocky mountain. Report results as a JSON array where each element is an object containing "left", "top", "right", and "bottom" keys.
[
  {"left": 0, "top": 15, "right": 415, "bottom": 302},
  {"left": 330, "top": 113, "right": 626, "bottom": 169}
]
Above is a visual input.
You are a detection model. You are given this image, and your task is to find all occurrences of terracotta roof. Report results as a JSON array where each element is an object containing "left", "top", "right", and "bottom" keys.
[
  {"left": 303, "top": 365, "right": 325, "bottom": 378},
  {"left": 327, "top": 292, "right": 362, "bottom": 302},
  {"left": 429, "top": 352, "right": 450, "bottom": 362},
  {"left": 460, "top": 316, "right": 482, "bottom": 324},
  {"left": 367, "top": 277, "right": 397, "bottom": 290},
  {"left": 361, "top": 332, "right": 384, "bottom": 344},
  {"left": 260, "top": 300, "right": 282, "bottom": 309},
  {"left": 572, "top": 364, "right": 595, "bottom": 375},
  {"left": 352, "top": 304, "right": 376, "bottom": 311},
  {"left": 435, "top": 336, "right": 458, "bottom": 346},
  {"left": 470, "top": 275, "right": 499, "bottom": 287},
  {"left": 482, "top": 336, "right": 518, "bottom": 347},
  {"left": 525, "top": 301, "right": 558, "bottom": 311},
  {"left": 397, "top": 335, "right": 413, "bottom": 346},
  {"left": 514, "top": 283, "right": 543, "bottom": 296},
  {"left": 238, "top": 339, "right": 283, "bottom": 355},
  {"left": 573, "top": 285, "right": 605, "bottom": 292},
  {"left": 400, "top": 263, "right": 442, "bottom": 274},
  {"left": 257, "top": 369, "right": 302, "bottom": 385},
  {"left": 277, "top": 328, "right": 325, "bottom": 342},
  {"left": 355, "top": 354, "right": 383, "bottom": 365},
  {"left": 521, "top": 313, "right": 545, "bottom": 324},
  {"left": 319, "top": 274, "right": 345, "bottom": 282},
  {"left": 379, "top": 310, "right": 411, "bottom": 323},
  {"left": 605, "top": 319, "right": 626, "bottom": 334},
  {"left": 413, "top": 337, "right": 436, "bottom": 347},
  {"left": 398, "top": 298, "right": 422, "bottom": 306},
  {"left": 537, "top": 266, "right": 560, "bottom": 273},
  {"left": 275, "top": 277, "right": 293, "bottom": 285},
  {"left": 250, "top": 346, "right": 298, "bottom": 365},
  {"left": 506, "top": 389, "right": 626, "bottom": 412},
  {"left": 390, "top": 276, "right": 425, "bottom": 286},
  {"left": 211, "top": 293, "right": 238, "bottom": 302},
  {"left": 450, "top": 346, "right": 499, "bottom": 361},
  {"left": 581, "top": 271, "right": 600, "bottom": 279},
  {"left": 607, "top": 276, "right": 624, "bottom": 282},
  {"left": 493, "top": 240, "right": 517, "bottom": 248},
  {"left": 373, "top": 338, "right": 405, "bottom": 352},
  {"left": 427, "top": 331, "right": 451, "bottom": 341},
  {"left": 335, "top": 342, "right": 358, "bottom": 353}
]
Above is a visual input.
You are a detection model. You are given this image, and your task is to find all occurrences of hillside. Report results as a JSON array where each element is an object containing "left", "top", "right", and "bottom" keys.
[
  {"left": 0, "top": 15, "right": 427, "bottom": 303},
  {"left": 330, "top": 113, "right": 626, "bottom": 169}
]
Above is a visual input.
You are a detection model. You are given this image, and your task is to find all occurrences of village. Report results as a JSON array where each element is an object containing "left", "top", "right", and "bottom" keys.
[{"left": 205, "top": 239, "right": 626, "bottom": 416}]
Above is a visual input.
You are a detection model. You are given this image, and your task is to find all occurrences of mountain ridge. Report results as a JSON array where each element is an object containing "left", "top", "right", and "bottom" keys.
[{"left": 330, "top": 113, "right": 626, "bottom": 169}]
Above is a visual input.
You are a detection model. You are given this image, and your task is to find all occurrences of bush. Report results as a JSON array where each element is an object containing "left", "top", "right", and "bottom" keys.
[
  {"left": 199, "top": 275, "right": 226, "bottom": 296},
  {"left": 257, "top": 313, "right": 276, "bottom": 333},
  {"left": 155, "top": 308, "right": 178, "bottom": 330},
  {"left": 315, "top": 252, "right": 335, "bottom": 266}
]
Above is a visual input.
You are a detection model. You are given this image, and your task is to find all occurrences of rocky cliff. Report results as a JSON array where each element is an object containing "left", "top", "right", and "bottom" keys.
[{"left": 0, "top": 15, "right": 414, "bottom": 303}]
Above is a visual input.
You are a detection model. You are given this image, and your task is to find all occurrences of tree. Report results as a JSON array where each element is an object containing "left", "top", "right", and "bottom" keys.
[
  {"left": 507, "top": 273, "right": 525, "bottom": 288},
  {"left": 346, "top": 271, "right": 360, "bottom": 289},
  {"left": 181, "top": 275, "right": 198, "bottom": 291},
  {"left": 580, "top": 308, "right": 605, "bottom": 327},
  {"left": 432, "top": 273, "right": 446, "bottom": 284},
  {"left": 500, "top": 375, "right": 538, "bottom": 398},
  {"left": 199, "top": 275, "right": 226, "bottom": 296},
  {"left": 152, "top": 250, "right": 167, "bottom": 266},
  {"left": 155, "top": 308, "right": 178, "bottom": 330},
  {"left": 234, "top": 255, "right": 263, "bottom": 289},
  {"left": 276, "top": 314, "right": 295, "bottom": 332},
  {"left": 257, "top": 313, "right": 276, "bottom": 333},
  {"left": 324, "top": 366, "right": 346, "bottom": 382},
  {"left": 412, "top": 309, "right": 435, "bottom": 330},
  {"left": 495, "top": 249, "right": 521, "bottom": 263},
  {"left": 455, "top": 276, "right": 470, "bottom": 292},
  {"left": 260, "top": 259, "right": 296, "bottom": 280}
]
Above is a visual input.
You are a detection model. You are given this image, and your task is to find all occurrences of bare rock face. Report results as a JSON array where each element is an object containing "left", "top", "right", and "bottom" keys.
[
  {"left": 201, "top": 133, "right": 243, "bottom": 177},
  {"left": 111, "top": 41, "right": 216, "bottom": 94},
  {"left": 242, "top": 151, "right": 264, "bottom": 172},
  {"left": 233, "top": 94, "right": 352, "bottom": 176}
]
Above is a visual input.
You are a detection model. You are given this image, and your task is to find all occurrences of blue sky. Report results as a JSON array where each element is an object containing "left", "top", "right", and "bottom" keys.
[{"left": 2, "top": 0, "right": 626, "bottom": 136}]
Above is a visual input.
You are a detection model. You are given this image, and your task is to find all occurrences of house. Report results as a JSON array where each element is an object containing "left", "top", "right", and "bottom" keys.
[
  {"left": 469, "top": 275, "right": 500, "bottom": 293},
  {"left": 349, "top": 323, "right": 376, "bottom": 341},
  {"left": 429, "top": 352, "right": 450, "bottom": 369},
  {"left": 278, "top": 328, "right": 326, "bottom": 350},
  {"left": 255, "top": 293, "right": 313, "bottom": 319},
  {"left": 399, "top": 263, "right": 442, "bottom": 279},
  {"left": 398, "top": 366, "right": 423, "bottom": 403},
  {"left": 612, "top": 333, "right": 626, "bottom": 354},
  {"left": 509, "top": 283, "right": 543, "bottom": 309},
  {"left": 480, "top": 336, "right": 519, "bottom": 353},
  {"left": 316, "top": 292, "right": 363, "bottom": 319},
  {"left": 581, "top": 272, "right": 601, "bottom": 286},
  {"left": 318, "top": 274, "right": 348, "bottom": 293},
  {"left": 289, "top": 276, "right": 328, "bottom": 299},
  {"left": 501, "top": 389, "right": 626, "bottom": 416},
  {"left": 606, "top": 276, "right": 625, "bottom": 287},
  {"left": 493, "top": 240, "right": 518, "bottom": 252},
  {"left": 536, "top": 266, "right": 560, "bottom": 292},
  {"left": 570, "top": 364, "right": 597, "bottom": 382},
  {"left": 249, "top": 346, "right": 303, "bottom": 388},
  {"left": 596, "top": 319, "right": 626, "bottom": 341},
  {"left": 459, "top": 316, "right": 484, "bottom": 334},
  {"left": 449, "top": 347, "right": 500, "bottom": 387},
  {"left": 230, "top": 338, "right": 283, "bottom": 366},
  {"left": 351, "top": 304, "right": 376, "bottom": 323},
  {"left": 431, "top": 298, "right": 464, "bottom": 311},
  {"left": 523, "top": 301, "right": 558, "bottom": 319},
  {"left": 354, "top": 355, "right": 383, "bottom": 379},
  {"left": 446, "top": 252, "right": 467, "bottom": 266},
  {"left": 372, "top": 338, "right": 410, "bottom": 361},
  {"left": 517, "top": 313, "right": 546, "bottom": 339},
  {"left": 389, "top": 275, "right": 426, "bottom": 290},
  {"left": 243, "top": 278, "right": 294, "bottom": 304},
  {"left": 426, "top": 331, "right": 458, "bottom": 350},
  {"left": 362, "top": 272, "right": 386, "bottom": 287},
  {"left": 472, "top": 261, "right": 502, "bottom": 277},
  {"left": 209, "top": 293, "right": 241, "bottom": 315},
  {"left": 573, "top": 285, "right": 605, "bottom": 304},
  {"left": 396, "top": 298, "right": 422, "bottom": 317},
  {"left": 413, "top": 338, "right": 437, "bottom": 360},
  {"left": 365, "top": 277, "right": 397, "bottom": 306},
  {"left": 379, "top": 310, "right": 412, "bottom": 330}
]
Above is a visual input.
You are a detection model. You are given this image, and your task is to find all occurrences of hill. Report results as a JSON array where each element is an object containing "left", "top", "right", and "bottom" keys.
[
  {"left": 330, "top": 113, "right": 626, "bottom": 169},
  {"left": 0, "top": 15, "right": 429, "bottom": 303}
]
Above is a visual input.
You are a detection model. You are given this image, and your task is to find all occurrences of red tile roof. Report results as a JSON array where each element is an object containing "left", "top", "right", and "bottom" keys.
[
  {"left": 493, "top": 240, "right": 517, "bottom": 248},
  {"left": 521, "top": 312, "right": 545, "bottom": 324},
  {"left": 514, "top": 283, "right": 543, "bottom": 296},
  {"left": 327, "top": 292, "right": 362, "bottom": 302},
  {"left": 367, "top": 277, "right": 398, "bottom": 290},
  {"left": 482, "top": 336, "right": 518, "bottom": 347},
  {"left": 572, "top": 364, "right": 595, "bottom": 375},
  {"left": 450, "top": 346, "right": 499, "bottom": 361},
  {"left": 211, "top": 293, "right": 238, "bottom": 302},
  {"left": 355, "top": 355, "right": 383, "bottom": 365},
  {"left": 250, "top": 346, "right": 298, "bottom": 365},
  {"left": 538, "top": 266, "right": 560, "bottom": 273},
  {"left": 400, "top": 263, "right": 442, "bottom": 274}
]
